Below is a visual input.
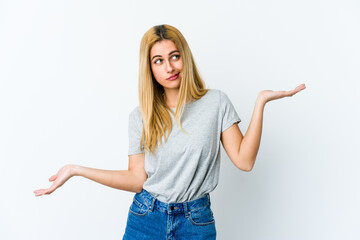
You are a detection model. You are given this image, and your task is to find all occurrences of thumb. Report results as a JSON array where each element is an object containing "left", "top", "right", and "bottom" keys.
[{"left": 49, "top": 174, "right": 57, "bottom": 182}]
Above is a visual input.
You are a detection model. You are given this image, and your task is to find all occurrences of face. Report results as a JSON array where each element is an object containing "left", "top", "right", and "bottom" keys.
[{"left": 150, "top": 40, "right": 183, "bottom": 91}]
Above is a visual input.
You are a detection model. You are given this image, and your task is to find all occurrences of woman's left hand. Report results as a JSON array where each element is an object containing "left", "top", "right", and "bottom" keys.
[{"left": 259, "top": 83, "right": 306, "bottom": 103}]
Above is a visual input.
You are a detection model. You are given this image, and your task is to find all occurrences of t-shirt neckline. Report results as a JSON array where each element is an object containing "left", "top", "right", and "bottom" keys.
[{"left": 169, "top": 89, "right": 211, "bottom": 111}]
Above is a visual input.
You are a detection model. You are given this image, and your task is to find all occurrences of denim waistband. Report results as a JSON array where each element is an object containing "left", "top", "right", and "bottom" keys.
[{"left": 136, "top": 189, "right": 211, "bottom": 216}]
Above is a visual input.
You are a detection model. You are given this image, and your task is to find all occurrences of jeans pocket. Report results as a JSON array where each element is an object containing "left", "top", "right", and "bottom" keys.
[
  {"left": 129, "top": 194, "right": 150, "bottom": 217},
  {"left": 188, "top": 204, "right": 215, "bottom": 226}
]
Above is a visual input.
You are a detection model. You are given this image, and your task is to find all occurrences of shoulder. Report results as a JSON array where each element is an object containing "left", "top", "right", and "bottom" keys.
[
  {"left": 205, "top": 88, "right": 229, "bottom": 102},
  {"left": 203, "top": 88, "right": 222, "bottom": 99},
  {"left": 198, "top": 89, "right": 229, "bottom": 112},
  {"left": 209, "top": 89, "right": 236, "bottom": 111},
  {"left": 196, "top": 88, "right": 229, "bottom": 107},
  {"left": 206, "top": 88, "right": 227, "bottom": 96}
]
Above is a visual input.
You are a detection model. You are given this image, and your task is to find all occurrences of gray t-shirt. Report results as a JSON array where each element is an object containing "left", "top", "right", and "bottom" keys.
[{"left": 128, "top": 89, "right": 241, "bottom": 203}]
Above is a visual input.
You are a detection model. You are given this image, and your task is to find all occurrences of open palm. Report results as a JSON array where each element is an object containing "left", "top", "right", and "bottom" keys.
[
  {"left": 33, "top": 164, "right": 74, "bottom": 196},
  {"left": 260, "top": 83, "right": 306, "bottom": 103}
]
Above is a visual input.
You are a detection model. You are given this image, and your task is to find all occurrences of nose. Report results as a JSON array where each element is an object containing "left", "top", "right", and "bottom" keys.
[{"left": 165, "top": 60, "right": 174, "bottom": 73}]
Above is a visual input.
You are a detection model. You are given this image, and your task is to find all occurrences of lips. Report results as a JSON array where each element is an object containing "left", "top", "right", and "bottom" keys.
[{"left": 166, "top": 73, "right": 179, "bottom": 80}]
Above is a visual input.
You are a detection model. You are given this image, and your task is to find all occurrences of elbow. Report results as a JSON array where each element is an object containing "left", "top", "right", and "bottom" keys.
[
  {"left": 132, "top": 180, "right": 145, "bottom": 193},
  {"left": 134, "top": 186, "right": 143, "bottom": 193},
  {"left": 236, "top": 163, "right": 252, "bottom": 172},
  {"left": 134, "top": 177, "right": 147, "bottom": 193},
  {"left": 238, "top": 164, "right": 253, "bottom": 172},
  {"left": 236, "top": 151, "right": 255, "bottom": 172},
  {"left": 237, "top": 157, "right": 254, "bottom": 172},
  {"left": 129, "top": 169, "right": 147, "bottom": 193},
  {"left": 242, "top": 166, "right": 253, "bottom": 172}
]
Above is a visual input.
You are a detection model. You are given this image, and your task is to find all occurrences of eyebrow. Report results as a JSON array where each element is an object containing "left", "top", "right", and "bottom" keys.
[{"left": 151, "top": 50, "right": 179, "bottom": 61}]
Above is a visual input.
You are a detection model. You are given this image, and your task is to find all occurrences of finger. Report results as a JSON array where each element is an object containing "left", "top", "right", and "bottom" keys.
[
  {"left": 34, "top": 188, "right": 46, "bottom": 194},
  {"left": 295, "top": 84, "right": 306, "bottom": 91},
  {"left": 287, "top": 84, "right": 305, "bottom": 96},
  {"left": 281, "top": 90, "right": 294, "bottom": 97},
  {"left": 49, "top": 174, "right": 58, "bottom": 182},
  {"left": 34, "top": 189, "right": 47, "bottom": 196},
  {"left": 289, "top": 89, "right": 298, "bottom": 96},
  {"left": 44, "top": 184, "right": 58, "bottom": 195},
  {"left": 34, "top": 183, "right": 57, "bottom": 196},
  {"left": 39, "top": 188, "right": 52, "bottom": 195}
]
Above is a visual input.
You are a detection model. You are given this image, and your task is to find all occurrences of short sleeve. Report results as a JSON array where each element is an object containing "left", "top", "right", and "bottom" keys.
[
  {"left": 219, "top": 90, "right": 241, "bottom": 132},
  {"left": 128, "top": 107, "right": 145, "bottom": 155}
]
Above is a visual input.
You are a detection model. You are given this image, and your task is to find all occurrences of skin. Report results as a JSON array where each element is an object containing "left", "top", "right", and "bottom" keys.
[
  {"left": 150, "top": 39, "right": 183, "bottom": 108},
  {"left": 33, "top": 39, "right": 306, "bottom": 197},
  {"left": 221, "top": 85, "right": 306, "bottom": 171},
  {"left": 149, "top": 39, "right": 306, "bottom": 171}
]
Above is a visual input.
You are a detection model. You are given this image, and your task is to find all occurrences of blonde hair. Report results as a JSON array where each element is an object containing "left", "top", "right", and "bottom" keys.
[{"left": 138, "top": 24, "right": 208, "bottom": 154}]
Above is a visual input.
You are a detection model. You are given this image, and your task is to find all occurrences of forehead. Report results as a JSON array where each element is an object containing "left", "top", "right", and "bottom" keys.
[{"left": 150, "top": 40, "right": 178, "bottom": 57}]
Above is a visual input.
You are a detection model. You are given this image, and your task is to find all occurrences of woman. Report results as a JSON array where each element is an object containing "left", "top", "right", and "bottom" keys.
[{"left": 34, "top": 24, "right": 306, "bottom": 239}]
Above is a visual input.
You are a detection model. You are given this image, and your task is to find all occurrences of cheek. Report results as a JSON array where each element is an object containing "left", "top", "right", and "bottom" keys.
[
  {"left": 176, "top": 60, "right": 183, "bottom": 71},
  {"left": 151, "top": 66, "right": 163, "bottom": 81}
]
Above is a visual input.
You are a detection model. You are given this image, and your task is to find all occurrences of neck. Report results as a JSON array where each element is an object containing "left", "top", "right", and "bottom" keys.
[{"left": 163, "top": 88, "right": 179, "bottom": 108}]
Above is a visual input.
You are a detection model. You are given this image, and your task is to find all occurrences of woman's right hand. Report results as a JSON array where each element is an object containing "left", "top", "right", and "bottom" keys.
[{"left": 33, "top": 164, "right": 76, "bottom": 197}]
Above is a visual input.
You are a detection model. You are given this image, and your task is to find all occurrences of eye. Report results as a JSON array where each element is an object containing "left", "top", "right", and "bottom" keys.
[
  {"left": 171, "top": 54, "right": 180, "bottom": 60},
  {"left": 154, "top": 59, "right": 162, "bottom": 64}
]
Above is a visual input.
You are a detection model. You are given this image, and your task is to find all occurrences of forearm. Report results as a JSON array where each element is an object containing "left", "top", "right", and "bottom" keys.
[
  {"left": 71, "top": 165, "right": 146, "bottom": 193},
  {"left": 239, "top": 95, "right": 266, "bottom": 170}
]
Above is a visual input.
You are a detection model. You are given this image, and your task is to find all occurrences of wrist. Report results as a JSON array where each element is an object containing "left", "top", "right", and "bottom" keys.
[
  {"left": 68, "top": 164, "right": 81, "bottom": 177},
  {"left": 256, "top": 94, "right": 267, "bottom": 106}
]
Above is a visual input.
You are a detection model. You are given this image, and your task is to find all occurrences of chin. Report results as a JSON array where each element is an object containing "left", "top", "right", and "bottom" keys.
[{"left": 164, "top": 83, "right": 181, "bottom": 89}]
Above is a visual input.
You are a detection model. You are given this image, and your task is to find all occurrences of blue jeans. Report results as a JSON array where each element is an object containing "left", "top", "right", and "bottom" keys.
[{"left": 123, "top": 189, "right": 217, "bottom": 240}]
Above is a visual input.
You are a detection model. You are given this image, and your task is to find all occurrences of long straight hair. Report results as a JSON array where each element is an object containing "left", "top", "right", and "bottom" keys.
[{"left": 138, "top": 24, "right": 208, "bottom": 154}]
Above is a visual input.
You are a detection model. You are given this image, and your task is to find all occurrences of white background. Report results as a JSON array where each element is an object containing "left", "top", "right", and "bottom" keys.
[{"left": 1, "top": 0, "right": 359, "bottom": 239}]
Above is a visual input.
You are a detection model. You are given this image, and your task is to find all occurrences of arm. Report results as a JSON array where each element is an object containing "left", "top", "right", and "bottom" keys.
[
  {"left": 73, "top": 154, "right": 147, "bottom": 193},
  {"left": 221, "top": 84, "right": 306, "bottom": 172},
  {"left": 33, "top": 153, "right": 147, "bottom": 196},
  {"left": 221, "top": 97, "right": 264, "bottom": 172}
]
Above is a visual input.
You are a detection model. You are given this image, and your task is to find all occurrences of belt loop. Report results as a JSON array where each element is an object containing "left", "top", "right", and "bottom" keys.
[
  {"left": 183, "top": 202, "right": 189, "bottom": 218},
  {"left": 149, "top": 196, "right": 156, "bottom": 212},
  {"left": 207, "top": 194, "right": 211, "bottom": 205}
]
